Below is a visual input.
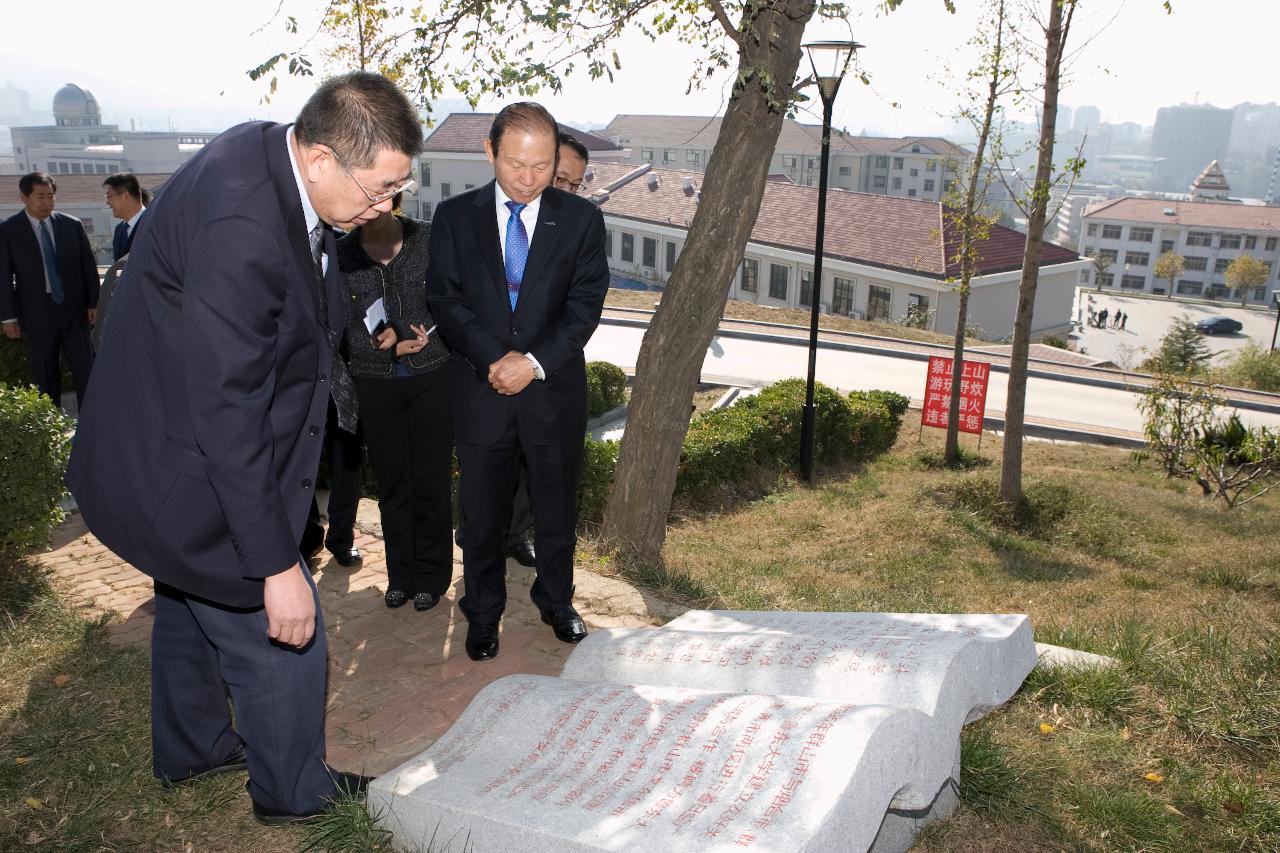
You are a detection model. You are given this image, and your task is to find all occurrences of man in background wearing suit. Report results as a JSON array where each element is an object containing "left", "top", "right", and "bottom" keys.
[
  {"left": 67, "top": 72, "right": 421, "bottom": 825},
  {"left": 0, "top": 173, "right": 99, "bottom": 406},
  {"left": 428, "top": 103, "right": 609, "bottom": 662},
  {"left": 103, "top": 172, "right": 148, "bottom": 261}
]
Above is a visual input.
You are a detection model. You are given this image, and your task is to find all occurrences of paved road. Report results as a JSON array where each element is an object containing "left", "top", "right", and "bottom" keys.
[
  {"left": 1072, "top": 287, "right": 1280, "bottom": 368},
  {"left": 585, "top": 320, "right": 1280, "bottom": 437}
]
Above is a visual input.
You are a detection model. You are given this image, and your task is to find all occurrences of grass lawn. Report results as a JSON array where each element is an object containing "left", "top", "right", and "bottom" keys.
[{"left": 3, "top": 411, "right": 1277, "bottom": 851}]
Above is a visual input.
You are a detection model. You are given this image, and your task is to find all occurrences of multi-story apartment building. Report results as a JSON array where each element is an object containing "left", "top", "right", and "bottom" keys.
[
  {"left": 587, "top": 163, "right": 1083, "bottom": 340},
  {"left": 1080, "top": 194, "right": 1280, "bottom": 303},
  {"left": 602, "top": 115, "right": 970, "bottom": 202},
  {"left": 1151, "top": 104, "right": 1233, "bottom": 193}
]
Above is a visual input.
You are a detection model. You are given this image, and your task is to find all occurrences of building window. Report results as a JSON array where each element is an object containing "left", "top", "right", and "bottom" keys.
[
  {"left": 1080, "top": 270, "right": 1091, "bottom": 283},
  {"left": 1184, "top": 256, "right": 1208, "bottom": 272},
  {"left": 1186, "top": 230, "right": 1213, "bottom": 247},
  {"left": 640, "top": 148, "right": 653, "bottom": 161},
  {"left": 799, "top": 270, "right": 813, "bottom": 307},
  {"left": 911, "top": 144, "right": 921, "bottom": 153},
  {"left": 1097, "top": 273, "right": 1115, "bottom": 289},
  {"left": 1214, "top": 258, "right": 1231, "bottom": 274},
  {"left": 1121, "top": 274, "right": 1146, "bottom": 290},
  {"left": 838, "top": 166, "right": 852, "bottom": 176},
  {"left": 1253, "top": 286, "right": 1267, "bottom": 301},
  {"left": 686, "top": 150, "right": 700, "bottom": 164},
  {"left": 907, "top": 293, "right": 930, "bottom": 318},
  {"left": 873, "top": 175, "right": 887, "bottom": 189},
  {"left": 1100, "top": 224, "right": 1122, "bottom": 240},
  {"left": 909, "top": 168, "right": 918, "bottom": 177},
  {"left": 1098, "top": 248, "right": 1118, "bottom": 263},
  {"left": 1086, "top": 223, "right": 1098, "bottom": 237},
  {"left": 665, "top": 241, "right": 677, "bottom": 272},
  {"left": 421, "top": 162, "right": 431, "bottom": 187},
  {"left": 1176, "top": 279, "right": 1202, "bottom": 295},
  {"left": 867, "top": 284, "right": 892, "bottom": 321},
  {"left": 440, "top": 182, "right": 451, "bottom": 199},
  {"left": 740, "top": 258, "right": 759, "bottom": 293},
  {"left": 875, "top": 156, "right": 889, "bottom": 168},
  {"left": 807, "top": 158, "right": 818, "bottom": 170},
  {"left": 1129, "top": 226, "right": 1153, "bottom": 242},
  {"left": 1245, "top": 235, "right": 1257, "bottom": 250},
  {"left": 621, "top": 232, "right": 635, "bottom": 262},
  {"left": 924, "top": 179, "right": 935, "bottom": 192},
  {"left": 833, "top": 277, "right": 855, "bottom": 314},
  {"left": 908, "top": 189, "right": 917, "bottom": 197},
  {"left": 943, "top": 180, "right": 956, "bottom": 194},
  {"left": 1160, "top": 239, "right": 1174, "bottom": 253},
  {"left": 604, "top": 229, "right": 613, "bottom": 258},
  {"left": 892, "top": 177, "right": 902, "bottom": 190},
  {"left": 769, "top": 264, "right": 788, "bottom": 300},
  {"left": 1124, "top": 251, "right": 1150, "bottom": 266},
  {"left": 926, "top": 160, "right": 937, "bottom": 172},
  {"left": 642, "top": 237, "right": 657, "bottom": 268},
  {"left": 893, "top": 157, "right": 904, "bottom": 169},
  {"left": 1268, "top": 237, "right": 1279, "bottom": 252},
  {"left": 1219, "top": 233, "right": 1242, "bottom": 249},
  {"left": 663, "top": 149, "right": 677, "bottom": 163},
  {"left": 782, "top": 155, "right": 797, "bottom": 168}
]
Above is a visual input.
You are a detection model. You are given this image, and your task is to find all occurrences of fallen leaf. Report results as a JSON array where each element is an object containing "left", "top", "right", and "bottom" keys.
[
  {"left": 1165, "top": 804, "right": 1185, "bottom": 817},
  {"left": 24, "top": 797, "right": 43, "bottom": 810},
  {"left": 1039, "top": 722, "right": 1056, "bottom": 734},
  {"left": 1143, "top": 772, "right": 1164, "bottom": 784},
  {"left": 1223, "top": 801, "right": 1244, "bottom": 814},
  {"left": 14, "top": 757, "right": 30, "bottom": 765},
  {"left": 52, "top": 675, "right": 71, "bottom": 688},
  {"left": 24, "top": 831, "right": 44, "bottom": 845}
]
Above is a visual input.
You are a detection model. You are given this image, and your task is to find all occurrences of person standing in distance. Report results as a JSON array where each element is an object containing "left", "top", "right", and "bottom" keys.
[
  {"left": 103, "top": 172, "right": 148, "bottom": 261},
  {"left": 66, "top": 72, "right": 421, "bottom": 825},
  {"left": 427, "top": 103, "right": 609, "bottom": 662}
]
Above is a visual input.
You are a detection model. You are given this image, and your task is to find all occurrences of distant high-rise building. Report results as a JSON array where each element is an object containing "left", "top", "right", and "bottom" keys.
[
  {"left": 1151, "top": 104, "right": 1233, "bottom": 192},
  {"left": 1073, "top": 105, "right": 1101, "bottom": 134},
  {"left": 0, "top": 82, "right": 32, "bottom": 126},
  {"left": 1056, "top": 105, "right": 1073, "bottom": 133}
]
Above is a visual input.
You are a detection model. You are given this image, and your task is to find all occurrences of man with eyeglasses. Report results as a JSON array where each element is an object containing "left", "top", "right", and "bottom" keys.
[
  {"left": 103, "top": 172, "right": 148, "bottom": 261},
  {"left": 555, "top": 131, "right": 590, "bottom": 195},
  {"left": 67, "top": 72, "right": 422, "bottom": 826}
]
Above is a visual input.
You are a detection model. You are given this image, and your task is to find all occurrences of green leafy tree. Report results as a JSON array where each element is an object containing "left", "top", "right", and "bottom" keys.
[
  {"left": 1137, "top": 371, "right": 1218, "bottom": 478},
  {"left": 1089, "top": 249, "right": 1112, "bottom": 291},
  {"left": 1153, "top": 315, "right": 1212, "bottom": 374},
  {"left": 1224, "top": 254, "right": 1269, "bottom": 307},
  {"left": 1152, "top": 249, "right": 1184, "bottom": 299}
]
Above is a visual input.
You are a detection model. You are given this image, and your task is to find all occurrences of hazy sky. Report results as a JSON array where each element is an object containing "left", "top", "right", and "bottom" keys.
[{"left": 3, "top": 0, "right": 1274, "bottom": 137}]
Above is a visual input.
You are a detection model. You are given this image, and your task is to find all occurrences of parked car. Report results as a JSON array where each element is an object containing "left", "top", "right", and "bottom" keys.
[{"left": 1194, "top": 316, "right": 1243, "bottom": 335}]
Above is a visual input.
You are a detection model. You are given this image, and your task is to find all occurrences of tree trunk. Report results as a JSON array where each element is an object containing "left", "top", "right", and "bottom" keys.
[
  {"left": 600, "top": 0, "right": 817, "bottom": 564},
  {"left": 998, "top": 0, "right": 1073, "bottom": 505}
]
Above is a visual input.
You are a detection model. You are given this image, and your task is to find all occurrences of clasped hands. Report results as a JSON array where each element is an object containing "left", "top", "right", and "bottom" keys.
[{"left": 489, "top": 350, "right": 534, "bottom": 396}]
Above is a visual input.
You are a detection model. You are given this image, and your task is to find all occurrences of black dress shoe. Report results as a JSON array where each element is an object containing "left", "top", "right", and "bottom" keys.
[
  {"left": 465, "top": 621, "right": 500, "bottom": 661},
  {"left": 413, "top": 591, "right": 440, "bottom": 612},
  {"left": 540, "top": 605, "right": 588, "bottom": 644},
  {"left": 250, "top": 771, "right": 373, "bottom": 826},
  {"left": 158, "top": 745, "right": 248, "bottom": 789},
  {"left": 330, "top": 546, "right": 362, "bottom": 567},
  {"left": 505, "top": 539, "right": 536, "bottom": 567},
  {"left": 384, "top": 588, "right": 409, "bottom": 608}
]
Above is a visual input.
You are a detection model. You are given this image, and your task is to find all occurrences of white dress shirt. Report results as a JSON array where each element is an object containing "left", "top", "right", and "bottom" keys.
[
  {"left": 123, "top": 205, "right": 147, "bottom": 238},
  {"left": 285, "top": 126, "right": 328, "bottom": 275},
  {"left": 493, "top": 182, "right": 545, "bottom": 380}
]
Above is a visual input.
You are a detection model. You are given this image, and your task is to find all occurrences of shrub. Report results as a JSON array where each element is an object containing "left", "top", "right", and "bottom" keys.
[
  {"left": 577, "top": 438, "right": 618, "bottom": 525},
  {"left": 586, "top": 361, "right": 628, "bottom": 419},
  {"left": 0, "top": 337, "right": 31, "bottom": 388},
  {"left": 0, "top": 385, "right": 72, "bottom": 551},
  {"left": 1149, "top": 315, "right": 1212, "bottom": 375},
  {"left": 1040, "top": 335, "right": 1068, "bottom": 349},
  {"left": 1214, "top": 344, "right": 1280, "bottom": 393}
]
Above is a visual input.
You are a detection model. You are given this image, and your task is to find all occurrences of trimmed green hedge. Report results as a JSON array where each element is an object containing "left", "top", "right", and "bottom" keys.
[
  {"left": 577, "top": 438, "right": 619, "bottom": 525},
  {"left": 1, "top": 385, "right": 72, "bottom": 551},
  {"left": 586, "top": 361, "right": 628, "bottom": 419}
]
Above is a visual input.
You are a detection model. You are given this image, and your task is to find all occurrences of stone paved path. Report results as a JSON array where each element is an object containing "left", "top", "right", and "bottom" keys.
[{"left": 36, "top": 501, "right": 686, "bottom": 776}]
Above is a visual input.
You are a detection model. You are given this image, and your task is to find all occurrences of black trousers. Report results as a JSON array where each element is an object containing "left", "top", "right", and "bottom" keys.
[
  {"left": 355, "top": 369, "right": 453, "bottom": 596},
  {"left": 455, "top": 409, "right": 584, "bottom": 624},
  {"left": 27, "top": 299, "right": 93, "bottom": 407},
  {"left": 150, "top": 575, "right": 337, "bottom": 814},
  {"left": 454, "top": 452, "right": 534, "bottom": 549},
  {"left": 301, "top": 398, "right": 364, "bottom": 555}
]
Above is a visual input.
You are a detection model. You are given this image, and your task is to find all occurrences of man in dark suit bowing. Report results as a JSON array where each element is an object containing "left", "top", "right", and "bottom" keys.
[
  {"left": 103, "top": 172, "right": 148, "bottom": 261},
  {"left": 428, "top": 102, "right": 609, "bottom": 662},
  {"left": 0, "top": 172, "right": 99, "bottom": 406},
  {"left": 67, "top": 72, "right": 421, "bottom": 825}
]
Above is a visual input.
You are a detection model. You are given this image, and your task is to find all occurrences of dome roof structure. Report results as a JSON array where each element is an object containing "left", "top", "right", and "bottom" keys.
[{"left": 52, "top": 83, "right": 102, "bottom": 126}]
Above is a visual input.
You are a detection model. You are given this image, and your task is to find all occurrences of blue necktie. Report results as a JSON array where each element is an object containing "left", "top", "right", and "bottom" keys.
[
  {"left": 39, "top": 220, "right": 64, "bottom": 305},
  {"left": 504, "top": 200, "right": 528, "bottom": 311}
]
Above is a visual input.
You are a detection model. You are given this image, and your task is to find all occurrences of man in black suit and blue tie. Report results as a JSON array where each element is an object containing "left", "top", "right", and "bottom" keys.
[
  {"left": 67, "top": 72, "right": 421, "bottom": 825},
  {"left": 0, "top": 173, "right": 99, "bottom": 406},
  {"left": 427, "top": 102, "right": 610, "bottom": 662},
  {"left": 103, "top": 172, "right": 148, "bottom": 261}
]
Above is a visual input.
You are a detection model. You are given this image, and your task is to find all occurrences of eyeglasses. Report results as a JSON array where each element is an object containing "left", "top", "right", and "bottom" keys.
[
  {"left": 554, "top": 176, "right": 584, "bottom": 194},
  {"left": 328, "top": 148, "right": 417, "bottom": 205}
]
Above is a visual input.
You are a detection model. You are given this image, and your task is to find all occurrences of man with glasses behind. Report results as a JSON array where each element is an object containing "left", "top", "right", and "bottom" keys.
[
  {"left": 68, "top": 71, "right": 421, "bottom": 826},
  {"left": 555, "top": 131, "right": 590, "bottom": 195}
]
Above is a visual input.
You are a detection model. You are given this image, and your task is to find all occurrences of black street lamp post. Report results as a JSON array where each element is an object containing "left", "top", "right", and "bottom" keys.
[{"left": 800, "top": 40, "right": 862, "bottom": 482}]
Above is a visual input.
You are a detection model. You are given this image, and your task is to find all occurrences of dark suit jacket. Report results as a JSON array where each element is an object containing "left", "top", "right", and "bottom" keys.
[
  {"left": 112, "top": 209, "right": 147, "bottom": 261},
  {"left": 426, "top": 181, "right": 609, "bottom": 445},
  {"left": 66, "top": 121, "right": 344, "bottom": 609},
  {"left": 0, "top": 210, "right": 100, "bottom": 334}
]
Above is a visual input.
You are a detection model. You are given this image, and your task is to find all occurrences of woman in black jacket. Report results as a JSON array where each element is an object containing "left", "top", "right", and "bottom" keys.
[{"left": 338, "top": 199, "right": 452, "bottom": 611}]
